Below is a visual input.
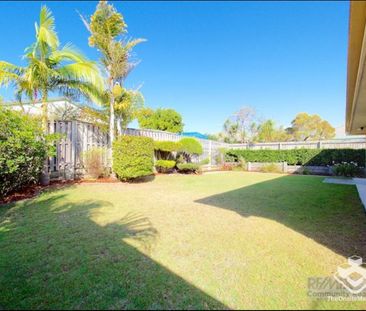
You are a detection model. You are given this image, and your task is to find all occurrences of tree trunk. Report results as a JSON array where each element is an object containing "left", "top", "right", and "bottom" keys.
[
  {"left": 116, "top": 117, "right": 122, "bottom": 136},
  {"left": 40, "top": 94, "right": 50, "bottom": 186}
]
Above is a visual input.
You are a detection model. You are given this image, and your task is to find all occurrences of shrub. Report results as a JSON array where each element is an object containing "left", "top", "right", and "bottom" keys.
[
  {"left": 155, "top": 160, "right": 176, "bottom": 173},
  {"left": 332, "top": 162, "right": 360, "bottom": 177},
  {"left": 178, "top": 138, "right": 203, "bottom": 156},
  {"left": 225, "top": 149, "right": 366, "bottom": 166},
  {"left": 199, "top": 158, "right": 210, "bottom": 165},
  {"left": 0, "top": 107, "right": 48, "bottom": 198},
  {"left": 260, "top": 163, "right": 282, "bottom": 173},
  {"left": 82, "top": 147, "right": 107, "bottom": 179},
  {"left": 177, "top": 163, "right": 201, "bottom": 174},
  {"left": 113, "top": 135, "right": 154, "bottom": 181},
  {"left": 154, "top": 141, "right": 179, "bottom": 152}
]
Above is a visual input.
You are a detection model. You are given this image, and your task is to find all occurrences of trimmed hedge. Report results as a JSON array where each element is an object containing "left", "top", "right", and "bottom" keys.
[
  {"left": 178, "top": 138, "right": 203, "bottom": 155},
  {"left": 154, "top": 141, "right": 180, "bottom": 152},
  {"left": 155, "top": 159, "right": 176, "bottom": 173},
  {"left": 0, "top": 108, "right": 48, "bottom": 198},
  {"left": 225, "top": 149, "right": 366, "bottom": 166},
  {"left": 177, "top": 163, "right": 200, "bottom": 173},
  {"left": 113, "top": 135, "right": 154, "bottom": 181},
  {"left": 155, "top": 159, "right": 176, "bottom": 169}
]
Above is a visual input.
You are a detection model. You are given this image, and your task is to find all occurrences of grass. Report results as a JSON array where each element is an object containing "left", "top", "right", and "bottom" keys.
[{"left": 1, "top": 172, "right": 366, "bottom": 309}]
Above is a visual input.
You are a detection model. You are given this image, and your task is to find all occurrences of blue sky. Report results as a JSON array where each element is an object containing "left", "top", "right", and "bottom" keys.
[{"left": 0, "top": 1, "right": 349, "bottom": 134}]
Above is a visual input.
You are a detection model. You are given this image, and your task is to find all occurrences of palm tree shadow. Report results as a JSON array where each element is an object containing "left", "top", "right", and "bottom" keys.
[
  {"left": 0, "top": 194, "right": 227, "bottom": 309},
  {"left": 195, "top": 175, "right": 366, "bottom": 258}
]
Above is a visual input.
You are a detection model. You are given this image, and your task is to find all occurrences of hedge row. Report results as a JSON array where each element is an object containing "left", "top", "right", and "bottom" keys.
[{"left": 225, "top": 149, "right": 366, "bottom": 166}]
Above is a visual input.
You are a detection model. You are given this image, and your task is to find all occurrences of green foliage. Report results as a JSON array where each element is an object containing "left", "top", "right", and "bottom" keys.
[
  {"left": 112, "top": 135, "right": 154, "bottom": 181},
  {"left": 82, "top": 147, "right": 108, "bottom": 179},
  {"left": 287, "top": 113, "right": 335, "bottom": 141},
  {"left": 260, "top": 163, "right": 282, "bottom": 173},
  {"left": 332, "top": 162, "right": 361, "bottom": 177},
  {"left": 0, "top": 5, "right": 104, "bottom": 131},
  {"left": 154, "top": 141, "right": 180, "bottom": 152},
  {"left": 225, "top": 149, "right": 366, "bottom": 166},
  {"left": 254, "top": 120, "right": 290, "bottom": 143},
  {"left": 87, "top": 0, "right": 127, "bottom": 52},
  {"left": 199, "top": 158, "right": 210, "bottom": 165},
  {"left": 177, "top": 163, "right": 200, "bottom": 174},
  {"left": 155, "top": 160, "right": 176, "bottom": 169},
  {"left": 0, "top": 108, "right": 48, "bottom": 198},
  {"left": 155, "top": 160, "right": 176, "bottom": 173},
  {"left": 178, "top": 138, "right": 203, "bottom": 156},
  {"left": 137, "top": 108, "right": 184, "bottom": 133}
]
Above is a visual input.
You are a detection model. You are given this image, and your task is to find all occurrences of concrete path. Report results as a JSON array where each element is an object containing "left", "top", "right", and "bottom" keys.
[{"left": 323, "top": 177, "right": 366, "bottom": 211}]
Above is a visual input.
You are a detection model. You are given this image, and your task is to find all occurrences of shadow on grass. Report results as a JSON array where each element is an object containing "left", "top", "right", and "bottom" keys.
[
  {"left": 196, "top": 175, "right": 366, "bottom": 258},
  {"left": 0, "top": 193, "right": 227, "bottom": 309}
]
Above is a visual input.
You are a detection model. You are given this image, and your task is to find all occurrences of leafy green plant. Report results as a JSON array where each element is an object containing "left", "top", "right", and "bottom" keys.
[
  {"left": 178, "top": 138, "right": 203, "bottom": 156},
  {"left": 332, "top": 162, "right": 360, "bottom": 177},
  {"left": 225, "top": 149, "right": 365, "bottom": 166},
  {"left": 82, "top": 147, "right": 108, "bottom": 179},
  {"left": 302, "top": 167, "right": 311, "bottom": 175},
  {"left": 137, "top": 108, "right": 184, "bottom": 133},
  {"left": 177, "top": 163, "right": 201, "bottom": 174},
  {"left": 113, "top": 135, "right": 154, "bottom": 181},
  {"left": 154, "top": 141, "right": 180, "bottom": 152},
  {"left": 0, "top": 108, "right": 49, "bottom": 198},
  {"left": 260, "top": 163, "right": 282, "bottom": 173},
  {"left": 199, "top": 158, "right": 210, "bottom": 165},
  {"left": 177, "top": 137, "right": 203, "bottom": 163},
  {"left": 155, "top": 160, "right": 176, "bottom": 173}
]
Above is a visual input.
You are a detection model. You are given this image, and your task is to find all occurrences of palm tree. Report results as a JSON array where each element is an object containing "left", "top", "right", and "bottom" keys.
[
  {"left": 0, "top": 6, "right": 104, "bottom": 184},
  {"left": 0, "top": 6, "right": 104, "bottom": 131},
  {"left": 81, "top": 0, "right": 145, "bottom": 148}
]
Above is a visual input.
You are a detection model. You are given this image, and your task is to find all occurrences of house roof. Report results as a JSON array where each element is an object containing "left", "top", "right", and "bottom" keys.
[
  {"left": 346, "top": 1, "right": 366, "bottom": 135},
  {"left": 3, "top": 97, "right": 104, "bottom": 111}
]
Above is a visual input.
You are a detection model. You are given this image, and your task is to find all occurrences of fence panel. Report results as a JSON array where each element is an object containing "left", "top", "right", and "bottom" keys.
[{"left": 49, "top": 122, "right": 366, "bottom": 179}]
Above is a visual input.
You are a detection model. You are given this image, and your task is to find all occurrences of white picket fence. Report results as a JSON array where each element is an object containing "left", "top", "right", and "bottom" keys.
[{"left": 50, "top": 121, "right": 366, "bottom": 179}]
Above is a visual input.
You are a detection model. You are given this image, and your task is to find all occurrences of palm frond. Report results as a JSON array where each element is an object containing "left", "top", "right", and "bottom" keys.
[
  {"left": 49, "top": 43, "right": 88, "bottom": 64},
  {"left": 57, "top": 61, "right": 104, "bottom": 91},
  {"left": 0, "top": 61, "right": 24, "bottom": 87},
  {"left": 36, "top": 5, "right": 59, "bottom": 49}
]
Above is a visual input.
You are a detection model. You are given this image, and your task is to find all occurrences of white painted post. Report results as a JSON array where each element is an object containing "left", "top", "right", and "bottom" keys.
[{"left": 247, "top": 162, "right": 252, "bottom": 171}]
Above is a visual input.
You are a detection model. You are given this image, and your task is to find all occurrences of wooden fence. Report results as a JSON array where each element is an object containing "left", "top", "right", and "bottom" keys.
[
  {"left": 48, "top": 120, "right": 108, "bottom": 179},
  {"left": 50, "top": 121, "right": 366, "bottom": 179}
]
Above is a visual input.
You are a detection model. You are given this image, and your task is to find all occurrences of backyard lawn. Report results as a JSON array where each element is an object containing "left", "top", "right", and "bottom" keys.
[{"left": 1, "top": 172, "right": 366, "bottom": 309}]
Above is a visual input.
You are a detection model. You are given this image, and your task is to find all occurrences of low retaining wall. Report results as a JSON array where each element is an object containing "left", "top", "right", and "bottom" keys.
[{"left": 246, "top": 162, "right": 332, "bottom": 175}]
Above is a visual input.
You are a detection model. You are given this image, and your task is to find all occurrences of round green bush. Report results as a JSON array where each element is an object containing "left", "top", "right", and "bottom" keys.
[
  {"left": 177, "top": 163, "right": 201, "bottom": 174},
  {"left": 155, "top": 159, "right": 176, "bottom": 173},
  {"left": 113, "top": 135, "right": 154, "bottom": 181},
  {"left": 178, "top": 138, "right": 203, "bottom": 155},
  {"left": 0, "top": 107, "right": 48, "bottom": 198}
]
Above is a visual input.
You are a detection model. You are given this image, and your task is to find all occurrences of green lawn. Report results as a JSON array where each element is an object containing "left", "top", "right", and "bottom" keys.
[{"left": 1, "top": 172, "right": 366, "bottom": 309}]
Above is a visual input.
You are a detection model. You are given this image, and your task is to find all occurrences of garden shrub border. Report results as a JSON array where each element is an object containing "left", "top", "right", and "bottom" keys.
[{"left": 225, "top": 149, "right": 366, "bottom": 167}]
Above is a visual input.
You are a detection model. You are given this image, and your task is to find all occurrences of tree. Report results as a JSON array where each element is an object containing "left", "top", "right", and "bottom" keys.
[
  {"left": 0, "top": 6, "right": 103, "bottom": 131},
  {"left": 0, "top": 6, "right": 103, "bottom": 185},
  {"left": 82, "top": 0, "right": 145, "bottom": 150},
  {"left": 255, "top": 120, "right": 291, "bottom": 142},
  {"left": 137, "top": 108, "right": 184, "bottom": 133},
  {"left": 114, "top": 87, "right": 144, "bottom": 134},
  {"left": 220, "top": 106, "right": 256, "bottom": 143},
  {"left": 287, "top": 113, "right": 335, "bottom": 141}
]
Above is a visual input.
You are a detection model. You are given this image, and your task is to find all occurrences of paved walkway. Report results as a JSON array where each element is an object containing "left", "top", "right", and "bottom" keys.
[{"left": 323, "top": 177, "right": 366, "bottom": 211}]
